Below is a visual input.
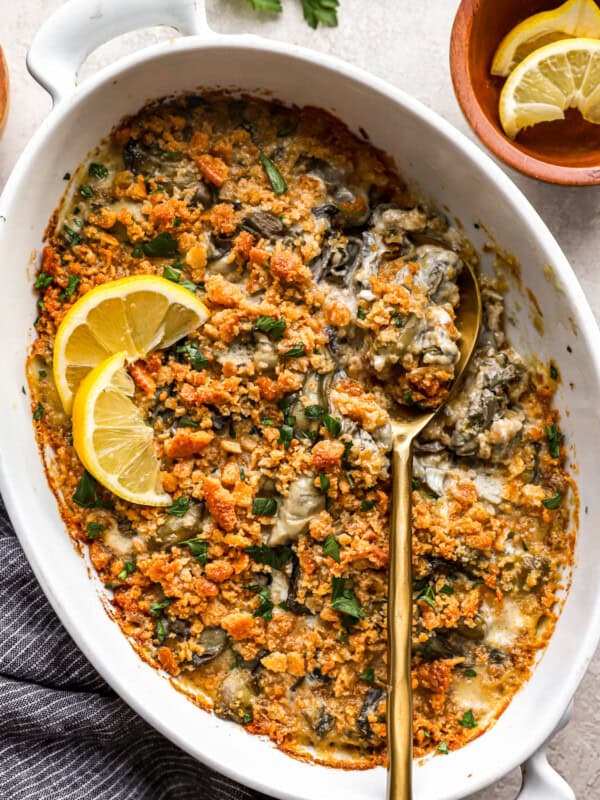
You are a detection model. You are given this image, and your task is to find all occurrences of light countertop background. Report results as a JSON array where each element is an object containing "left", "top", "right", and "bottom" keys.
[{"left": 1, "top": 1, "right": 599, "bottom": 797}]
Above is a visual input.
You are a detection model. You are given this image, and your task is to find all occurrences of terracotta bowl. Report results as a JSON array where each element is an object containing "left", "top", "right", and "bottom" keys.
[
  {"left": 450, "top": 0, "right": 600, "bottom": 185},
  {"left": 0, "top": 47, "right": 8, "bottom": 138}
]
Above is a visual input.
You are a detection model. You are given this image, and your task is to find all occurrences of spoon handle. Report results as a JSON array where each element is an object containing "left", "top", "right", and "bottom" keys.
[{"left": 387, "top": 433, "right": 414, "bottom": 800}]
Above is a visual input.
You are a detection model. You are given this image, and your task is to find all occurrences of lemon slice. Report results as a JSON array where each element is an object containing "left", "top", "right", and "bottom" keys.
[
  {"left": 492, "top": 0, "right": 600, "bottom": 76},
  {"left": 499, "top": 37, "right": 600, "bottom": 138},
  {"left": 53, "top": 275, "right": 209, "bottom": 414},
  {"left": 72, "top": 351, "right": 171, "bottom": 506}
]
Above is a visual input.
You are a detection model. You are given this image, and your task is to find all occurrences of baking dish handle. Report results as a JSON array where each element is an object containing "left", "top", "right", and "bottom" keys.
[
  {"left": 27, "top": 0, "right": 210, "bottom": 105},
  {"left": 516, "top": 703, "right": 575, "bottom": 800}
]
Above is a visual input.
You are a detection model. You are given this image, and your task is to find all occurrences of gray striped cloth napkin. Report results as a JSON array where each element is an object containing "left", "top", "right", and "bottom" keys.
[{"left": 0, "top": 496, "right": 273, "bottom": 800}]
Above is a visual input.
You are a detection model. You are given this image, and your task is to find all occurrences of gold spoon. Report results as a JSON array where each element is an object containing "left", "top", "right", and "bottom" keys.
[{"left": 386, "top": 256, "right": 482, "bottom": 799}]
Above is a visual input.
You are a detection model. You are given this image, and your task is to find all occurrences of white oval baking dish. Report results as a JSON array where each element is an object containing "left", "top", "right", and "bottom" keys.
[{"left": 1, "top": 1, "right": 599, "bottom": 798}]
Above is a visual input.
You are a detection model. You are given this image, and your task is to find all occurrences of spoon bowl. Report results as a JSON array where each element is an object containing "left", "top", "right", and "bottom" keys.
[{"left": 386, "top": 258, "right": 482, "bottom": 800}]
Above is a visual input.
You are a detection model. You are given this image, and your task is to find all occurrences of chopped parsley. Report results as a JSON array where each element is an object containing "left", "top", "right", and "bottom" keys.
[
  {"left": 179, "top": 537, "right": 209, "bottom": 564},
  {"left": 278, "top": 424, "right": 294, "bottom": 449},
  {"left": 304, "top": 404, "right": 325, "bottom": 419},
  {"left": 63, "top": 172, "right": 71, "bottom": 180},
  {"left": 319, "top": 473, "right": 330, "bottom": 493},
  {"left": 166, "top": 496, "right": 190, "bottom": 517},
  {"left": 72, "top": 471, "right": 108, "bottom": 509},
  {"left": 79, "top": 184, "right": 94, "bottom": 198},
  {"left": 35, "top": 272, "right": 53, "bottom": 289},
  {"left": 357, "top": 308, "right": 367, "bottom": 320},
  {"left": 359, "top": 667, "right": 375, "bottom": 684},
  {"left": 142, "top": 232, "right": 179, "bottom": 258},
  {"left": 259, "top": 152, "right": 287, "bottom": 195},
  {"left": 163, "top": 264, "right": 181, "bottom": 282},
  {"left": 323, "top": 414, "right": 341, "bottom": 437},
  {"left": 239, "top": 466, "right": 246, "bottom": 482},
  {"left": 391, "top": 311, "right": 406, "bottom": 327},
  {"left": 149, "top": 598, "right": 172, "bottom": 643},
  {"left": 162, "top": 150, "right": 182, "bottom": 161},
  {"left": 86, "top": 521, "right": 106, "bottom": 539},
  {"left": 439, "top": 584, "right": 454, "bottom": 595},
  {"left": 59, "top": 275, "right": 80, "bottom": 301},
  {"left": 241, "top": 710, "right": 253, "bottom": 724},
  {"left": 300, "top": 0, "right": 339, "bottom": 28},
  {"left": 131, "top": 244, "right": 143, "bottom": 258},
  {"left": 117, "top": 559, "right": 136, "bottom": 580},
  {"left": 403, "top": 389, "right": 413, "bottom": 405},
  {"left": 323, "top": 534, "right": 340, "bottom": 563},
  {"left": 411, "top": 478, "right": 420, "bottom": 490},
  {"left": 545, "top": 423, "right": 564, "bottom": 458},
  {"left": 244, "top": 544, "right": 292, "bottom": 570},
  {"left": 254, "top": 315, "right": 286, "bottom": 340},
  {"left": 63, "top": 225, "right": 81, "bottom": 247},
  {"left": 360, "top": 499, "right": 376, "bottom": 512},
  {"left": 542, "top": 491, "right": 562, "bottom": 509},
  {"left": 178, "top": 415, "right": 199, "bottom": 427},
  {"left": 277, "top": 122, "right": 296, "bottom": 137},
  {"left": 331, "top": 576, "right": 365, "bottom": 620},
  {"left": 550, "top": 363, "right": 559, "bottom": 381},
  {"left": 459, "top": 710, "right": 477, "bottom": 729},
  {"left": 438, "top": 742, "right": 449, "bottom": 755},
  {"left": 88, "top": 162, "right": 109, "bottom": 179},
  {"left": 281, "top": 343, "right": 306, "bottom": 359},
  {"left": 32, "top": 402, "right": 44, "bottom": 421},
  {"left": 252, "top": 497, "right": 278, "bottom": 516},
  {"left": 176, "top": 341, "right": 208, "bottom": 371},
  {"left": 463, "top": 668, "right": 477, "bottom": 678},
  {"left": 247, "top": 584, "right": 274, "bottom": 620},
  {"left": 419, "top": 585, "right": 436, "bottom": 609}
]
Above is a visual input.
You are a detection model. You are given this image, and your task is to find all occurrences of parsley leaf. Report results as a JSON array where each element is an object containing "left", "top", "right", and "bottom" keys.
[
  {"left": 150, "top": 599, "right": 172, "bottom": 616},
  {"left": 542, "top": 491, "right": 562, "bottom": 509},
  {"left": 259, "top": 152, "right": 287, "bottom": 195},
  {"left": 166, "top": 496, "right": 189, "bottom": 517},
  {"left": 79, "top": 184, "right": 94, "bottom": 198},
  {"left": 319, "top": 473, "right": 330, "bottom": 493},
  {"left": 142, "top": 232, "right": 179, "bottom": 258},
  {"left": 463, "top": 668, "right": 477, "bottom": 678},
  {"left": 323, "top": 534, "right": 340, "bottom": 563},
  {"left": 438, "top": 742, "right": 449, "bottom": 755},
  {"left": 178, "top": 415, "right": 199, "bottom": 427},
  {"left": 248, "top": 0, "right": 282, "bottom": 11},
  {"left": 281, "top": 343, "right": 306, "bottom": 359},
  {"left": 419, "top": 585, "right": 436, "bottom": 609},
  {"left": 278, "top": 424, "right": 294, "bottom": 449},
  {"left": 248, "top": 585, "right": 274, "bottom": 620},
  {"left": 33, "top": 402, "right": 44, "bottom": 421},
  {"left": 176, "top": 341, "right": 208, "bottom": 371},
  {"left": 550, "top": 363, "right": 559, "bottom": 380},
  {"left": 331, "top": 576, "right": 365, "bottom": 620},
  {"left": 179, "top": 537, "right": 209, "bottom": 564},
  {"left": 304, "top": 404, "right": 325, "bottom": 419},
  {"left": 118, "top": 559, "right": 136, "bottom": 580},
  {"left": 300, "top": 0, "right": 338, "bottom": 28},
  {"left": 439, "top": 584, "right": 454, "bottom": 596},
  {"left": 63, "top": 225, "right": 81, "bottom": 247},
  {"left": 244, "top": 544, "right": 293, "bottom": 570},
  {"left": 86, "top": 521, "right": 106, "bottom": 539},
  {"left": 360, "top": 667, "right": 375, "bottom": 684},
  {"left": 88, "top": 162, "right": 108, "bottom": 179},
  {"left": 459, "top": 710, "right": 477, "bottom": 729},
  {"left": 35, "top": 272, "right": 53, "bottom": 289},
  {"left": 323, "top": 414, "right": 341, "bottom": 437},
  {"left": 73, "top": 471, "right": 109, "bottom": 509},
  {"left": 254, "top": 315, "right": 286, "bottom": 340},
  {"left": 252, "top": 497, "right": 278, "bottom": 516},
  {"left": 59, "top": 275, "right": 80, "bottom": 301},
  {"left": 360, "top": 499, "right": 376, "bottom": 512},
  {"left": 545, "top": 423, "right": 564, "bottom": 458},
  {"left": 357, "top": 308, "right": 367, "bottom": 320}
]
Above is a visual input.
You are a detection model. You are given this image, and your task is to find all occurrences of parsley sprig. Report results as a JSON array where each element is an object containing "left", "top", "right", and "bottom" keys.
[{"left": 247, "top": 0, "right": 339, "bottom": 28}]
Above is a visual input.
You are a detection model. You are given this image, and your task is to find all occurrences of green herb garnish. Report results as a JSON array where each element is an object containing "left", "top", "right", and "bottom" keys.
[
  {"left": 63, "top": 172, "right": 71, "bottom": 180},
  {"left": 254, "top": 315, "right": 286, "bottom": 340},
  {"left": 248, "top": 585, "right": 274, "bottom": 620},
  {"left": 163, "top": 264, "right": 181, "bottom": 282},
  {"left": 331, "top": 576, "right": 365, "bottom": 620},
  {"left": 403, "top": 389, "right": 413, "bottom": 405},
  {"left": 259, "top": 152, "right": 287, "bottom": 195},
  {"left": 319, "top": 473, "right": 331, "bottom": 493},
  {"left": 79, "top": 184, "right": 94, "bottom": 198},
  {"left": 439, "top": 584, "right": 454, "bottom": 595},
  {"left": 33, "top": 402, "right": 44, "bottom": 421},
  {"left": 142, "top": 232, "right": 179, "bottom": 258},
  {"left": 166, "top": 496, "right": 190, "bottom": 517},
  {"left": 360, "top": 667, "right": 375, "bottom": 684},
  {"left": 86, "top": 522, "right": 106, "bottom": 539},
  {"left": 73, "top": 471, "right": 108, "bottom": 509},
  {"left": 438, "top": 742, "right": 449, "bottom": 755},
  {"left": 63, "top": 225, "right": 81, "bottom": 247},
  {"left": 178, "top": 415, "right": 199, "bottom": 427},
  {"left": 419, "top": 585, "right": 436, "bottom": 609},
  {"left": 117, "top": 559, "right": 136, "bottom": 581},
  {"left": 35, "top": 272, "right": 53, "bottom": 289},
  {"left": 59, "top": 275, "right": 80, "bottom": 301},
  {"left": 300, "top": 0, "right": 339, "bottom": 28},
  {"left": 550, "top": 364, "right": 559, "bottom": 380},
  {"left": 278, "top": 424, "right": 294, "bottom": 449},
  {"left": 241, "top": 710, "right": 254, "bottom": 724},
  {"left": 545, "top": 423, "right": 564, "bottom": 458},
  {"left": 459, "top": 710, "right": 477, "bottom": 729},
  {"left": 88, "top": 162, "right": 108, "bottom": 179},
  {"left": 179, "top": 537, "right": 209, "bottom": 564},
  {"left": 281, "top": 343, "right": 306, "bottom": 359},
  {"left": 360, "top": 499, "right": 376, "bottom": 512},
  {"left": 463, "top": 668, "right": 477, "bottom": 678},
  {"left": 323, "top": 534, "right": 340, "bottom": 563},
  {"left": 239, "top": 466, "right": 246, "bottom": 482},
  {"left": 252, "top": 497, "right": 278, "bottom": 516},
  {"left": 542, "top": 491, "right": 562, "bottom": 509},
  {"left": 162, "top": 150, "right": 182, "bottom": 161},
  {"left": 150, "top": 599, "right": 173, "bottom": 616},
  {"left": 176, "top": 341, "right": 208, "bottom": 371},
  {"left": 323, "top": 414, "right": 341, "bottom": 437},
  {"left": 131, "top": 244, "right": 143, "bottom": 258},
  {"left": 304, "top": 404, "right": 325, "bottom": 419},
  {"left": 244, "top": 544, "right": 292, "bottom": 570}
]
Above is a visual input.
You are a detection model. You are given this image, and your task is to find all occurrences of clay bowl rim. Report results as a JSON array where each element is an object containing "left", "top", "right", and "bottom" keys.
[{"left": 450, "top": 0, "right": 600, "bottom": 186}]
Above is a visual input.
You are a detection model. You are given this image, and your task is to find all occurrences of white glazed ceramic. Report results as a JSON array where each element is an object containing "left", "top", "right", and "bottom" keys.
[{"left": 0, "top": 1, "right": 597, "bottom": 798}]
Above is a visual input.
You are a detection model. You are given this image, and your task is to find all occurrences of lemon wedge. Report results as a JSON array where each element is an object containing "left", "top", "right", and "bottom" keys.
[
  {"left": 499, "top": 37, "right": 600, "bottom": 138},
  {"left": 53, "top": 275, "right": 209, "bottom": 414},
  {"left": 72, "top": 351, "right": 171, "bottom": 506},
  {"left": 492, "top": 0, "right": 600, "bottom": 77}
]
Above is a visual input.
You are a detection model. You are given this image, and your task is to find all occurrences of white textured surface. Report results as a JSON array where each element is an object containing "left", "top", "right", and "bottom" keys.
[{"left": 1, "top": 1, "right": 599, "bottom": 797}]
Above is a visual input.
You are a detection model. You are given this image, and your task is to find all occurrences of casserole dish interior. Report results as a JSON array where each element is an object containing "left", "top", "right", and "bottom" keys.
[{"left": 1, "top": 32, "right": 599, "bottom": 800}]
